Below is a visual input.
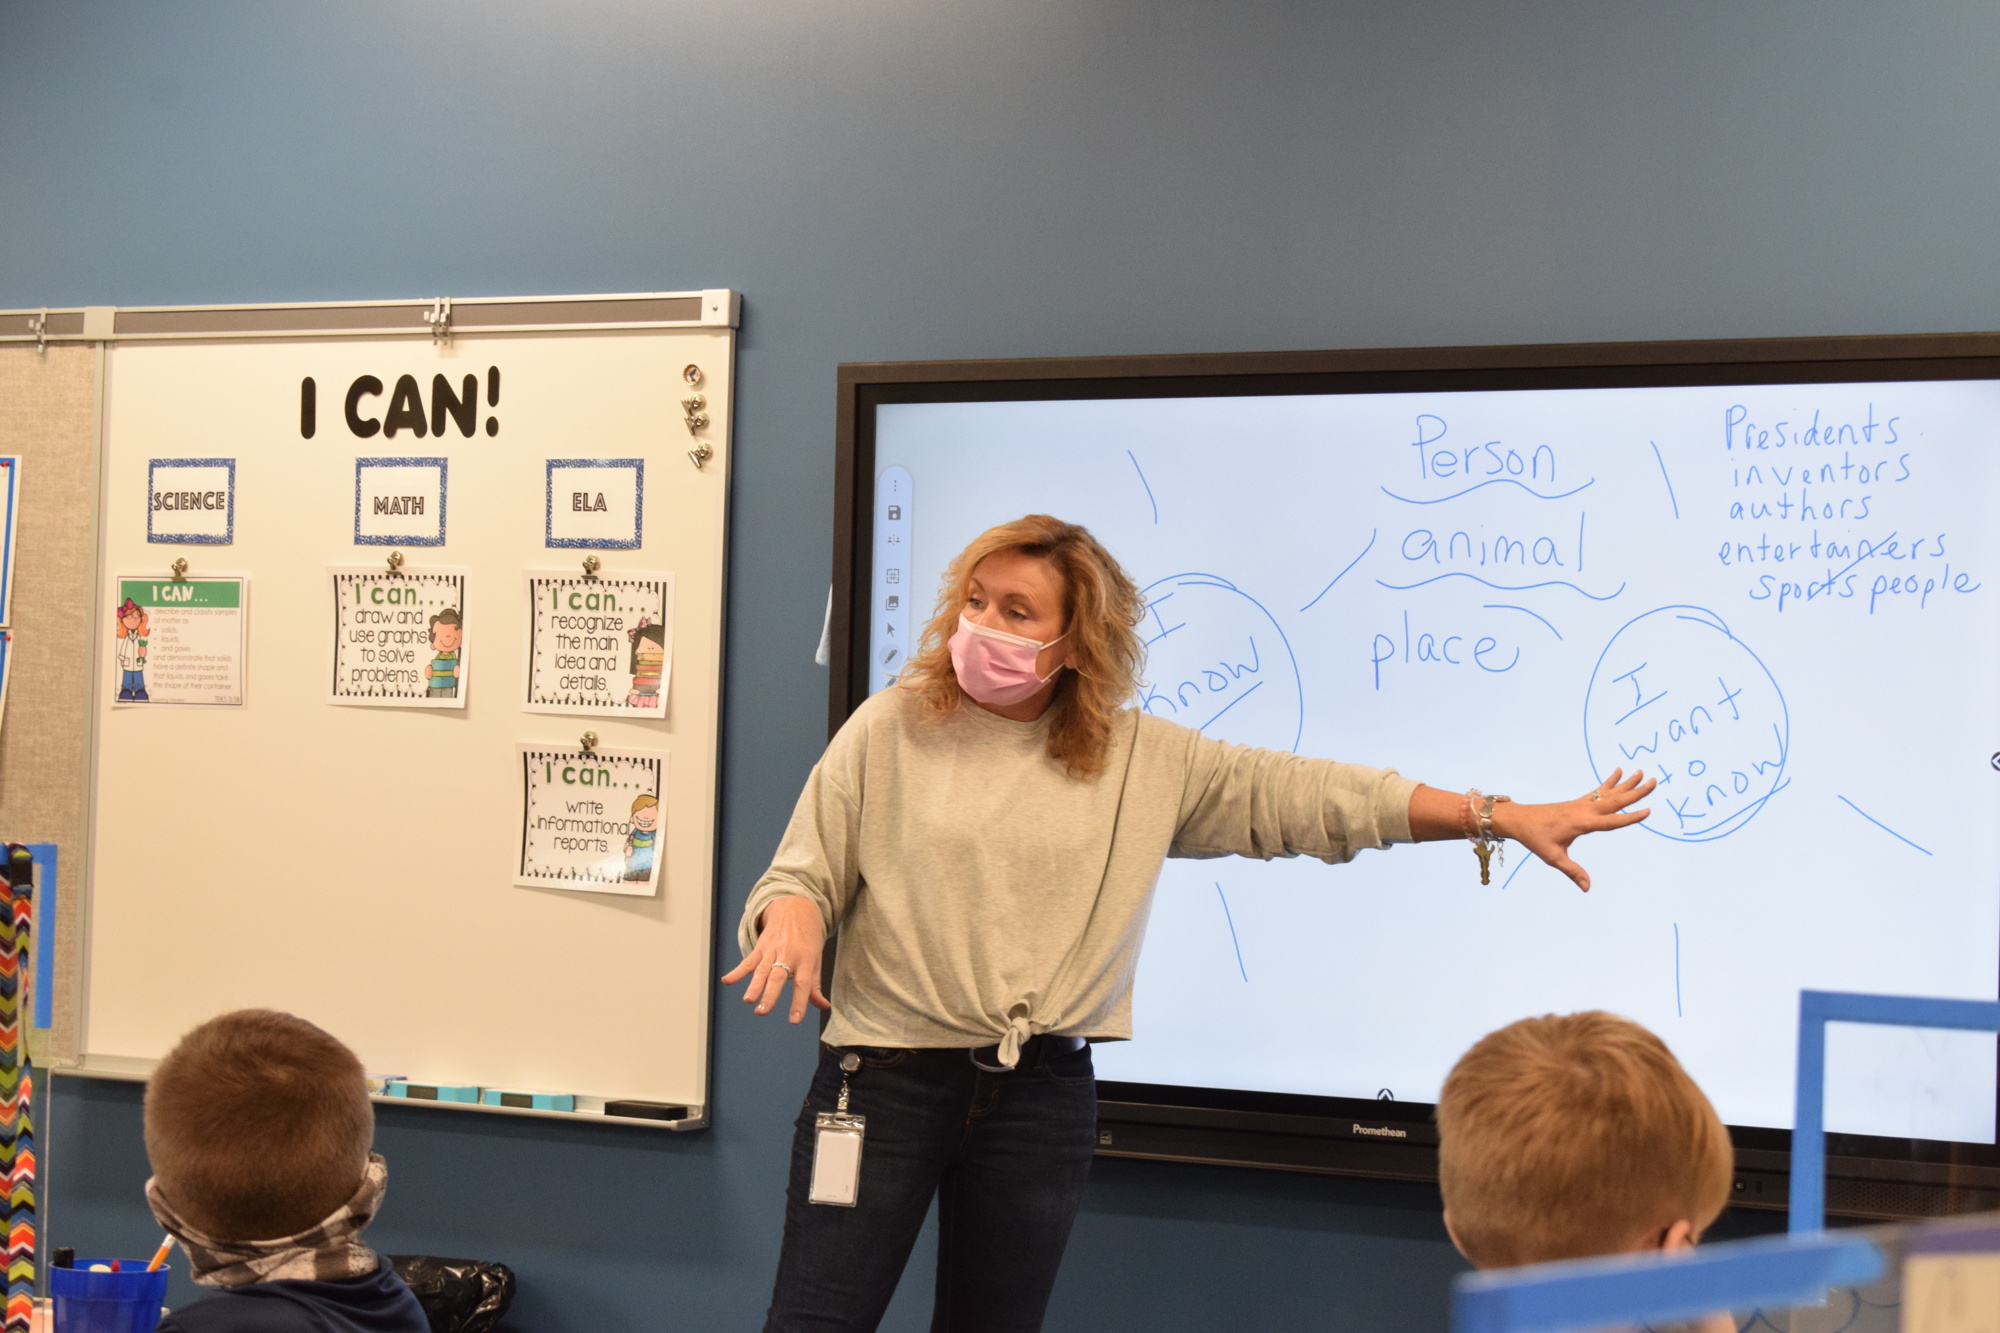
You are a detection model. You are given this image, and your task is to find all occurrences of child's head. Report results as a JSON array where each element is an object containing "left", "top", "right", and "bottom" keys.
[
  {"left": 144, "top": 1009, "right": 373, "bottom": 1241},
  {"left": 1436, "top": 1011, "right": 1732, "bottom": 1269},
  {"left": 429, "top": 607, "right": 461, "bottom": 652},
  {"left": 630, "top": 792, "right": 659, "bottom": 830}
]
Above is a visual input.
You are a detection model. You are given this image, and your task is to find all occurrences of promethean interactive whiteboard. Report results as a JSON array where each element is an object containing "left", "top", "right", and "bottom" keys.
[{"left": 831, "top": 337, "right": 2000, "bottom": 1197}]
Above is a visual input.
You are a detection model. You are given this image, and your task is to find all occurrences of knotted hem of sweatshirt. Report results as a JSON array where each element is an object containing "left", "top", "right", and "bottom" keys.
[{"left": 995, "top": 1006, "right": 1040, "bottom": 1069}]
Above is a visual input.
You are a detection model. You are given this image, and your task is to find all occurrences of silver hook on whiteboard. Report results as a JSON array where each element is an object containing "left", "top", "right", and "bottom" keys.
[
  {"left": 688, "top": 441, "right": 713, "bottom": 470},
  {"left": 582, "top": 555, "right": 601, "bottom": 581},
  {"left": 169, "top": 557, "right": 189, "bottom": 582},
  {"left": 579, "top": 731, "right": 599, "bottom": 756},
  {"left": 30, "top": 310, "right": 46, "bottom": 356},
  {"left": 425, "top": 297, "right": 453, "bottom": 345},
  {"left": 385, "top": 550, "right": 405, "bottom": 578}
]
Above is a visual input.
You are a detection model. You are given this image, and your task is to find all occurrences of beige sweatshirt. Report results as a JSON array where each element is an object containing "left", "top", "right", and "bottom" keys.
[{"left": 739, "top": 685, "right": 1418, "bottom": 1064}]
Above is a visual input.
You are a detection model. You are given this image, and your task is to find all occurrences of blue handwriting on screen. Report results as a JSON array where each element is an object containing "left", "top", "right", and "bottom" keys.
[{"left": 1583, "top": 606, "right": 1788, "bottom": 841}]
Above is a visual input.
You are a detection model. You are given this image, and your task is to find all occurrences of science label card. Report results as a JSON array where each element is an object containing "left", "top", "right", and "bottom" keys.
[
  {"left": 110, "top": 574, "right": 248, "bottom": 707},
  {"left": 522, "top": 571, "right": 674, "bottom": 716},
  {"left": 329, "top": 567, "right": 470, "bottom": 708},
  {"left": 515, "top": 742, "right": 666, "bottom": 896}
]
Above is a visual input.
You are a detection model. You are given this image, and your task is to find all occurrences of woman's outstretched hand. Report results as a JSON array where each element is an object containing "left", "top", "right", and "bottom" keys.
[
  {"left": 1490, "top": 768, "right": 1656, "bottom": 892},
  {"left": 721, "top": 894, "right": 830, "bottom": 1023}
]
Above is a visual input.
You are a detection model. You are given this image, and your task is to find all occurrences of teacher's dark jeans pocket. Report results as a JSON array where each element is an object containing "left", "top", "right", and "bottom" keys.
[{"left": 1041, "top": 1041, "right": 1095, "bottom": 1086}]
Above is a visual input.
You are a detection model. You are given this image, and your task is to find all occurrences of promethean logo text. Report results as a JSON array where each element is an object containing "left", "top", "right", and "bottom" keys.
[{"left": 1351, "top": 1123, "right": 1408, "bottom": 1138}]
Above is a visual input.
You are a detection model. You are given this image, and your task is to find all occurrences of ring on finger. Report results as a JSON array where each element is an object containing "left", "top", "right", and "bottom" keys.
[{"left": 769, "top": 961, "right": 793, "bottom": 977}]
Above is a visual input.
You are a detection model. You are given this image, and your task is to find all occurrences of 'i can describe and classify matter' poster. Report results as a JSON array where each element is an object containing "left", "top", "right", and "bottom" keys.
[
  {"left": 521, "top": 571, "right": 673, "bottom": 716},
  {"left": 111, "top": 574, "right": 248, "bottom": 707},
  {"left": 515, "top": 742, "right": 666, "bottom": 895},
  {"left": 329, "top": 567, "right": 470, "bottom": 708}
]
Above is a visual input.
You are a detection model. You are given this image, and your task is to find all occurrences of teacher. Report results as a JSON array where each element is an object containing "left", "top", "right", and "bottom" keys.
[{"left": 726, "top": 514, "right": 1653, "bottom": 1333}]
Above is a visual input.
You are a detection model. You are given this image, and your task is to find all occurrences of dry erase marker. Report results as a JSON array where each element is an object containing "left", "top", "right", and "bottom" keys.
[
  {"left": 385, "top": 1082, "right": 480, "bottom": 1104},
  {"left": 479, "top": 1088, "right": 575, "bottom": 1112},
  {"left": 604, "top": 1099, "right": 689, "bottom": 1121}
]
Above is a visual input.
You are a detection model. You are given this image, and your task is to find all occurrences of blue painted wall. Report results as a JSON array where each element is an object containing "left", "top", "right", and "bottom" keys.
[{"left": 8, "top": 1, "right": 1989, "bottom": 1327}]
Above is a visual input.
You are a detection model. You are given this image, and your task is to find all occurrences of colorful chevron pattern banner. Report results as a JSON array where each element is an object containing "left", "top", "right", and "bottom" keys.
[{"left": 0, "top": 846, "right": 35, "bottom": 1333}]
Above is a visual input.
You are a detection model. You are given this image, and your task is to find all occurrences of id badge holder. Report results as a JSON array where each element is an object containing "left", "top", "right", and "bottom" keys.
[
  {"left": 809, "top": 1052, "right": 866, "bottom": 1207},
  {"left": 809, "top": 1111, "right": 866, "bottom": 1207}
]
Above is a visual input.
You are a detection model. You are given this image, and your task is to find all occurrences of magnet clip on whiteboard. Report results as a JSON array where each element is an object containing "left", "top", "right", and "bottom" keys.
[
  {"left": 169, "top": 558, "right": 188, "bottom": 583},
  {"left": 384, "top": 550, "right": 405, "bottom": 578},
  {"left": 579, "top": 731, "right": 598, "bottom": 756},
  {"left": 582, "top": 555, "right": 601, "bottom": 581}
]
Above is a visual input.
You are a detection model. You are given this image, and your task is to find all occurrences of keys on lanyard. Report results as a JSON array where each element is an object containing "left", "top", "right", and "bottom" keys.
[{"left": 810, "top": 1052, "right": 866, "bottom": 1207}]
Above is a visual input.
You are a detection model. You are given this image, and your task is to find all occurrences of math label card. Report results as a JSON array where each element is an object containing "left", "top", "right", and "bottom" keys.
[
  {"left": 110, "top": 575, "right": 247, "bottom": 707},
  {"left": 516, "top": 743, "right": 666, "bottom": 896},
  {"left": 354, "top": 457, "right": 447, "bottom": 546},
  {"left": 329, "top": 567, "right": 469, "bottom": 707},
  {"left": 522, "top": 572, "right": 673, "bottom": 716}
]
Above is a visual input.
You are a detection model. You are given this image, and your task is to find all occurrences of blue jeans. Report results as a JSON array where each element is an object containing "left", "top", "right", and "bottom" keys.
[{"left": 762, "top": 1040, "right": 1098, "bottom": 1333}]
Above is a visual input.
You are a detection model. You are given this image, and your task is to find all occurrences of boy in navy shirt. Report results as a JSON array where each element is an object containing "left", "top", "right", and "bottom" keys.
[{"left": 144, "top": 1010, "right": 430, "bottom": 1333}]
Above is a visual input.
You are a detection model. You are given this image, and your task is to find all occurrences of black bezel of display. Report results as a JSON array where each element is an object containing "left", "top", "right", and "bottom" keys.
[{"left": 830, "top": 332, "right": 2000, "bottom": 1218}]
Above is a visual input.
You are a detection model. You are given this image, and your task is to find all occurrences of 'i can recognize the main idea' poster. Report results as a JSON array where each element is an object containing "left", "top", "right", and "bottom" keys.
[
  {"left": 329, "top": 567, "right": 470, "bottom": 708},
  {"left": 521, "top": 572, "right": 673, "bottom": 716},
  {"left": 516, "top": 743, "right": 666, "bottom": 895}
]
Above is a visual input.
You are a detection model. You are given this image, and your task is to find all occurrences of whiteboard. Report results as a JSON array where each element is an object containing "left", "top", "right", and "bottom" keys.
[
  {"left": 84, "top": 305, "right": 731, "bottom": 1123},
  {"left": 869, "top": 380, "right": 2000, "bottom": 1145}
]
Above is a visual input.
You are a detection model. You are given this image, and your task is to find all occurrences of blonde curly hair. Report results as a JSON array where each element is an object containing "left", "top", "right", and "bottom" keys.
[{"left": 901, "top": 515, "right": 1144, "bottom": 777}]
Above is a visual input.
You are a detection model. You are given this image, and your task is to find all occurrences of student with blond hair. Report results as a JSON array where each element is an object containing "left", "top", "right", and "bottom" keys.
[
  {"left": 727, "top": 514, "right": 1658, "bottom": 1333},
  {"left": 1437, "top": 1010, "right": 1735, "bottom": 1329},
  {"left": 144, "top": 1010, "right": 428, "bottom": 1333}
]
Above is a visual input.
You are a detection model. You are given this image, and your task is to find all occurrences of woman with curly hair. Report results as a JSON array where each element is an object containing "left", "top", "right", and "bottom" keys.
[{"left": 727, "top": 514, "right": 1654, "bottom": 1333}]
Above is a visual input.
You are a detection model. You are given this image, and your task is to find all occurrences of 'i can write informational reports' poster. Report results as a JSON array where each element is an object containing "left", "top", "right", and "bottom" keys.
[
  {"left": 516, "top": 743, "right": 666, "bottom": 896},
  {"left": 522, "top": 572, "right": 673, "bottom": 716},
  {"left": 110, "top": 575, "right": 248, "bottom": 707},
  {"left": 329, "top": 568, "right": 469, "bottom": 708}
]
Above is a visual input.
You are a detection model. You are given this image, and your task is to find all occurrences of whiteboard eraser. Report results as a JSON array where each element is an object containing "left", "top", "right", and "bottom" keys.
[
  {"left": 603, "top": 1099, "right": 688, "bottom": 1121},
  {"left": 479, "top": 1088, "right": 576, "bottom": 1112},
  {"left": 385, "top": 1082, "right": 480, "bottom": 1103}
]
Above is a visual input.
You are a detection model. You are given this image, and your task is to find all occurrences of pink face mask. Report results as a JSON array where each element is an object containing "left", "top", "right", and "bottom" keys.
[{"left": 948, "top": 612, "right": 1069, "bottom": 706}]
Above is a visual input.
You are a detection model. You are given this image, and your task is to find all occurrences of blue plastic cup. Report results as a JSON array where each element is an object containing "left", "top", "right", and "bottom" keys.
[{"left": 50, "top": 1260, "right": 169, "bottom": 1333}]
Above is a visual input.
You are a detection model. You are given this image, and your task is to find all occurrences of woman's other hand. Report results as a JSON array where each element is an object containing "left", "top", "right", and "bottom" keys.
[
  {"left": 721, "top": 894, "right": 830, "bottom": 1022},
  {"left": 1491, "top": 767, "right": 1656, "bottom": 893}
]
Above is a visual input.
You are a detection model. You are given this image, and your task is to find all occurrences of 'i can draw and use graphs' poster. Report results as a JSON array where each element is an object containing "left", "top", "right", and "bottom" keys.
[{"left": 329, "top": 568, "right": 469, "bottom": 708}]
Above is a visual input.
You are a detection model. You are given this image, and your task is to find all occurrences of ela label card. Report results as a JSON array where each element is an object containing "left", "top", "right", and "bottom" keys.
[
  {"left": 522, "top": 572, "right": 674, "bottom": 716},
  {"left": 545, "top": 458, "right": 643, "bottom": 549},
  {"left": 329, "top": 567, "right": 469, "bottom": 708},
  {"left": 516, "top": 743, "right": 666, "bottom": 896}
]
